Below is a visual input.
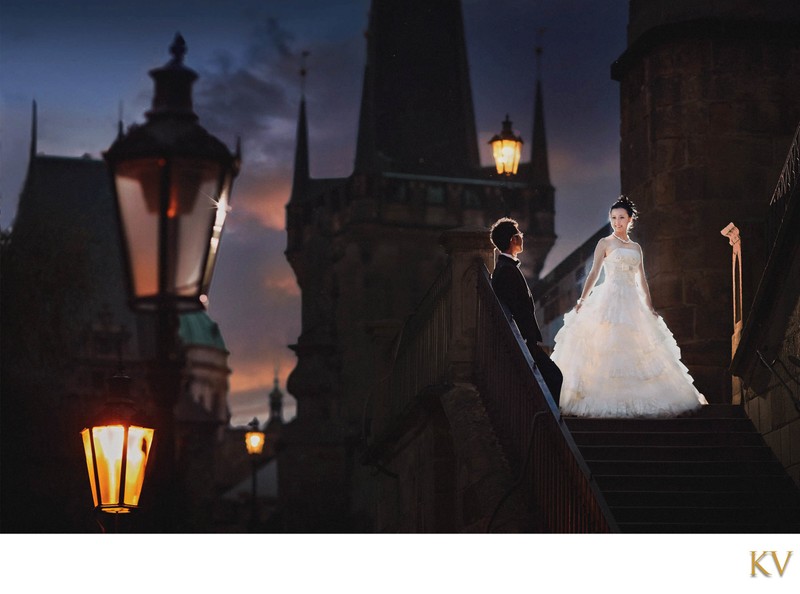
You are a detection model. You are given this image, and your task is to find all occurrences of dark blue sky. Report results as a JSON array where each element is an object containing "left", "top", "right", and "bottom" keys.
[{"left": 0, "top": 0, "right": 628, "bottom": 424}]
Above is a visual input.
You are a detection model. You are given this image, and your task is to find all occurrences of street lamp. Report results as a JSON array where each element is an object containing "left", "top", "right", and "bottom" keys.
[
  {"left": 81, "top": 372, "right": 154, "bottom": 515},
  {"left": 103, "top": 33, "right": 239, "bottom": 531},
  {"left": 245, "top": 417, "right": 266, "bottom": 456},
  {"left": 489, "top": 115, "right": 523, "bottom": 176},
  {"left": 245, "top": 417, "right": 265, "bottom": 530},
  {"left": 104, "top": 33, "right": 239, "bottom": 312}
]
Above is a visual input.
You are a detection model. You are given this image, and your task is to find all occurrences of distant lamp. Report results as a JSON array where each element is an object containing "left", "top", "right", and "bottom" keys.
[
  {"left": 81, "top": 373, "right": 154, "bottom": 514},
  {"left": 245, "top": 418, "right": 265, "bottom": 456},
  {"left": 489, "top": 115, "right": 523, "bottom": 176},
  {"left": 245, "top": 417, "right": 265, "bottom": 530},
  {"left": 104, "top": 33, "right": 240, "bottom": 312}
]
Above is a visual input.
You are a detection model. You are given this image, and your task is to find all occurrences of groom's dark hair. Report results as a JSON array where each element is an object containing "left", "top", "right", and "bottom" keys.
[{"left": 490, "top": 217, "right": 519, "bottom": 252}]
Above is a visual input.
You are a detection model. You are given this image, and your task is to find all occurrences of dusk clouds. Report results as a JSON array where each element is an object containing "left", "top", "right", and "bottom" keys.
[
  {"left": 188, "top": 8, "right": 366, "bottom": 424},
  {"left": 0, "top": 0, "right": 628, "bottom": 426}
]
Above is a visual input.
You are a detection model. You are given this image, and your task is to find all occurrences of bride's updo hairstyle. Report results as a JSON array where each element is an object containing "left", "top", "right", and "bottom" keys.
[{"left": 609, "top": 195, "right": 639, "bottom": 230}]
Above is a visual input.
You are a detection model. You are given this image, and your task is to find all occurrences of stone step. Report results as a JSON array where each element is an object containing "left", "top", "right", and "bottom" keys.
[
  {"left": 602, "top": 489, "right": 800, "bottom": 508},
  {"left": 570, "top": 430, "right": 764, "bottom": 447},
  {"left": 554, "top": 401, "right": 800, "bottom": 533},
  {"left": 594, "top": 473, "right": 798, "bottom": 493},
  {"left": 609, "top": 504, "right": 800, "bottom": 525},
  {"left": 584, "top": 458, "right": 787, "bottom": 476},
  {"left": 563, "top": 417, "right": 755, "bottom": 433},
  {"left": 580, "top": 444, "right": 775, "bottom": 462},
  {"left": 689, "top": 404, "right": 747, "bottom": 418}
]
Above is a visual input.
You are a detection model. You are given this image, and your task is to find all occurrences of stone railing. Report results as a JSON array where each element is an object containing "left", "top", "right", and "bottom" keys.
[
  {"left": 365, "top": 226, "right": 492, "bottom": 445},
  {"left": 364, "top": 225, "right": 616, "bottom": 532}
]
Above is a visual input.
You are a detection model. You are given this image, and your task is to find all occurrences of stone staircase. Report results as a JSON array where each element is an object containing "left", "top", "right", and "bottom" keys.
[{"left": 564, "top": 404, "right": 800, "bottom": 533}]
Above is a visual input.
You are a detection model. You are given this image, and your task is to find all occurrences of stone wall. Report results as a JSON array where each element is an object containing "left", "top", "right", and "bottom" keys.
[
  {"left": 614, "top": 6, "right": 800, "bottom": 401},
  {"left": 373, "top": 384, "right": 529, "bottom": 532},
  {"left": 743, "top": 293, "right": 800, "bottom": 488}
]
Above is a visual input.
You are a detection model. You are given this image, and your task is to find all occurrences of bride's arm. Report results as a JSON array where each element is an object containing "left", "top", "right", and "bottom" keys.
[
  {"left": 575, "top": 239, "right": 606, "bottom": 312},
  {"left": 636, "top": 245, "right": 658, "bottom": 315}
]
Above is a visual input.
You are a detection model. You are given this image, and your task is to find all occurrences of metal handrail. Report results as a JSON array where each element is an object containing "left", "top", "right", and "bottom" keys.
[
  {"left": 476, "top": 265, "right": 618, "bottom": 533},
  {"left": 363, "top": 257, "right": 617, "bottom": 532},
  {"left": 766, "top": 121, "right": 800, "bottom": 251},
  {"left": 366, "top": 262, "right": 453, "bottom": 446}
]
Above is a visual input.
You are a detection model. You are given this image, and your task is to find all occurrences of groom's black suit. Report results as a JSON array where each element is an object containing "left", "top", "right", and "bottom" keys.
[{"left": 491, "top": 253, "right": 563, "bottom": 404}]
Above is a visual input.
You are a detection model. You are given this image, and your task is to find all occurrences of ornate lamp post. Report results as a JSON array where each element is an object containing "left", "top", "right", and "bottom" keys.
[
  {"left": 104, "top": 33, "right": 238, "bottom": 312},
  {"left": 81, "top": 372, "right": 154, "bottom": 527},
  {"left": 489, "top": 115, "right": 523, "bottom": 176},
  {"left": 245, "top": 417, "right": 265, "bottom": 530},
  {"left": 103, "top": 33, "right": 239, "bottom": 531}
]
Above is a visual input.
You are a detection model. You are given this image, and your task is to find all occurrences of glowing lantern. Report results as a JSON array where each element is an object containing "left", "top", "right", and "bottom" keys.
[
  {"left": 81, "top": 373, "right": 154, "bottom": 513},
  {"left": 489, "top": 115, "right": 523, "bottom": 176},
  {"left": 245, "top": 418, "right": 266, "bottom": 456}
]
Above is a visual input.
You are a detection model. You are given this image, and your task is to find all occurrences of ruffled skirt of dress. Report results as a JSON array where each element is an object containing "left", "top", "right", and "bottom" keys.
[{"left": 550, "top": 278, "right": 708, "bottom": 418}]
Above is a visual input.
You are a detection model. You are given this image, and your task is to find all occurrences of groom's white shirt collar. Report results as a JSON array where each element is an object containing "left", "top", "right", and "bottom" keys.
[{"left": 499, "top": 252, "right": 519, "bottom": 263}]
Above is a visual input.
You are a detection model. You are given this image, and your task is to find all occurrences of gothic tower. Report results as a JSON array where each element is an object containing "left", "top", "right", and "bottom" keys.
[
  {"left": 282, "top": 0, "right": 556, "bottom": 531},
  {"left": 612, "top": 0, "right": 800, "bottom": 401}
]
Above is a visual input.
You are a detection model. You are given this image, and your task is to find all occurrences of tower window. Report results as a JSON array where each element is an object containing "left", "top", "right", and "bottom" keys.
[
  {"left": 426, "top": 185, "right": 445, "bottom": 205},
  {"left": 463, "top": 189, "right": 481, "bottom": 209}
]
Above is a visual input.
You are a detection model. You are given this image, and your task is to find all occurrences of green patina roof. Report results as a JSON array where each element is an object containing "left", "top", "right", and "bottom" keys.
[{"left": 179, "top": 311, "right": 228, "bottom": 351}]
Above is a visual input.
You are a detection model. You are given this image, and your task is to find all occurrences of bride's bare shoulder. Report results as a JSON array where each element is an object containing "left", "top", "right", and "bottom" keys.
[{"left": 598, "top": 235, "right": 614, "bottom": 251}]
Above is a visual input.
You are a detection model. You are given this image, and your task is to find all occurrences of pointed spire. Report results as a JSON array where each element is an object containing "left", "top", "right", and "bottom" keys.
[
  {"left": 354, "top": 0, "right": 479, "bottom": 176},
  {"left": 29, "top": 100, "right": 37, "bottom": 163},
  {"left": 289, "top": 53, "right": 310, "bottom": 204},
  {"left": 354, "top": 8, "right": 378, "bottom": 173},
  {"left": 300, "top": 50, "right": 309, "bottom": 97},
  {"left": 117, "top": 101, "right": 124, "bottom": 140},
  {"left": 530, "top": 41, "right": 551, "bottom": 186},
  {"left": 269, "top": 367, "right": 284, "bottom": 426}
]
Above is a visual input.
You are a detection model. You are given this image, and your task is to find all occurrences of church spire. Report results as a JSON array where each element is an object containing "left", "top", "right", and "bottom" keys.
[
  {"left": 289, "top": 52, "right": 310, "bottom": 204},
  {"left": 268, "top": 367, "right": 284, "bottom": 426},
  {"left": 530, "top": 41, "right": 551, "bottom": 187},
  {"left": 354, "top": 8, "right": 378, "bottom": 173},
  {"left": 354, "top": 0, "right": 480, "bottom": 176},
  {"left": 117, "top": 101, "right": 124, "bottom": 141},
  {"left": 29, "top": 100, "right": 37, "bottom": 164}
]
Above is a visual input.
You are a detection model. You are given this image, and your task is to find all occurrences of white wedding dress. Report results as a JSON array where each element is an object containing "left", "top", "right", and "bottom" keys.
[{"left": 551, "top": 246, "right": 708, "bottom": 418}]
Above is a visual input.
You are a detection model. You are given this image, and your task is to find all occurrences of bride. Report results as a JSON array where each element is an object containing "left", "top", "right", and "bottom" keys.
[{"left": 551, "top": 196, "right": 708, "bottom": 418}]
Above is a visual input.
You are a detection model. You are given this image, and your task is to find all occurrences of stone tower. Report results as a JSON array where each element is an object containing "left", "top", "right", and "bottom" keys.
[
  {"left": 612, "top": 0, "right": 800, "bottom": 401},
  {"left": 281, "top": 0, "right": 556, "bottom": 530}
]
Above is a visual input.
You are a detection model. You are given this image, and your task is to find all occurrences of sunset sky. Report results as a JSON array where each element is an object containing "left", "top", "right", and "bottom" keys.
[{"left": 0, "top": 0, "right": 628, "bottom": 426}]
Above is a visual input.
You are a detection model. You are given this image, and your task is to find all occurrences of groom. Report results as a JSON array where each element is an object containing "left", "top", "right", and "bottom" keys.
[{"left": 489, "top": 217, "right": 562, "bottom": 404}]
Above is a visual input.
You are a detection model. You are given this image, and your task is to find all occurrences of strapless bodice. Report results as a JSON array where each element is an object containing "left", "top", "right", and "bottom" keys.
[{"left": 604, "top": 247, "right": 640, "bottom": 284}]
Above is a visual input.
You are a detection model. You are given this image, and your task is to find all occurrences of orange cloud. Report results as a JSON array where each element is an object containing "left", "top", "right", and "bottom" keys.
[
  {"left": 265, "top": 269, "right": 300, "bottom": 297},
  {"left": 231, "top": 177, "right": 291, "bottom": 231}
]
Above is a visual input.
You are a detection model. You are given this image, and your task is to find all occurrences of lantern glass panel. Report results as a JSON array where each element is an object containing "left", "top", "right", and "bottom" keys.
[
  {"left": 87, "top": 425, "right": 126, "bottom": 508},
  {"left": 491, "top": 139, "right": 506, "bottom": 174},
  {"left": 201, "top": 172, "right": 232, "bottom": 297},
  {"left": 123, "top": 426, "right": 154, "bottom": 506},
  {"left": 170, "top": 158, "right": 222, "bottom": 297},
  {"left": 114, "top": 158, "right": 162, "bottom": 298},
  {"left": 506, "top": 139, "right": 521, "bottom": 175},
  {"left": 81, "top": 429, "right": 100, "bottom": 507}
]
